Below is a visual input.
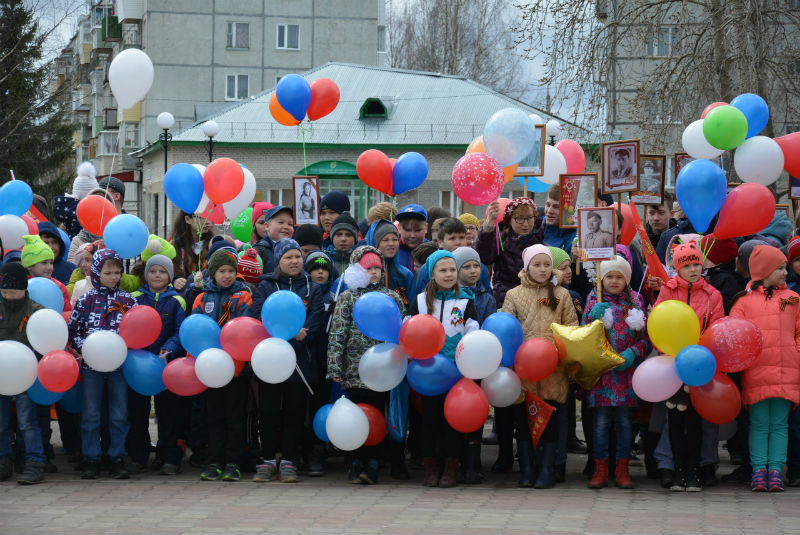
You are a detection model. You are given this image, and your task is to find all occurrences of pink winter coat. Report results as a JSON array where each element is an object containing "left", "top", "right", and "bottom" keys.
[
  {"left": 653, "top": 275, "right": 724, "bottom": 334},
  {"left": 730, "top": 283, "right": 800, "bottom": 407}
]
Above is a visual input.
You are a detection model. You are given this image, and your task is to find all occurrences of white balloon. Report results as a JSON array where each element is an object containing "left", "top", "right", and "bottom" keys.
[
  {"left": 222, "top": 166, "right": 257, "bottom": 220},
  {"left": 681, "top": 119, "right": 724, "bottom": 160},
  {"left": 0, "top": 214, "right": 28, "bottom": 249},
  {"left": 0, "top": 341, "right": 37, "bottom": 395},
  {"left": 455, "top": 330, "right": 502, "bottom": 380},
  {"left": 734, "top": 136, "right": 785, "bottom": 186},
  {"left": 358, "top": 342, "right": 408, "bottom": 392},
  {"left": 108, "top": 48, "right": 154, "bottom": 109},
  {"left": 195, "top": 348, "right": 235, "bottom": 388},
  {"left": 539, "top": 144, "right": 567, "bottom": 185},
  {"left": 83, "top": 331, "right": 128, "bottom": 372},
  {"left": 195, "top": 193, "right": 211, "bottom": 216},
  {"left": 481, "top": 367, "right": 522, "bottom": 407},
  {"left": 251, "top": 338, "right": 296, "bottom": 383},
  {"left": 25, "top": 309, "right": 68, "bottom": 355},
  {"left": 326, "top": 396, "right": 369, "bottom": 451},
  {"left": 529, "top": 114, "right": 544, "bottom": 125}
]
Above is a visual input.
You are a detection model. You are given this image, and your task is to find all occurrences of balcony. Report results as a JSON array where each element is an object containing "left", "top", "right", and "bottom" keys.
[
  {"left": 122, "top": 24, "right": 141, "bottom": 49},
  {"left": 101, "top": 16, "right": 121, "bottom": 42}
]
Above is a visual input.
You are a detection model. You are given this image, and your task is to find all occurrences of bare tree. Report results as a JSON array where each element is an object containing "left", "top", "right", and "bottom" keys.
[{"left": 387, "top": 0, "right": 528, "bottom": 98}]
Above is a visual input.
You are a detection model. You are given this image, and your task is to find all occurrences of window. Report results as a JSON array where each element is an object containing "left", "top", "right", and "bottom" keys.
[
  {"left": 646, "top": 27, "right": 680, "bottom": 57},
  {"left": 359, "top": 98, "right": 388, "bottom": 119},
  {"left": 277, "top": 24, "right": 300, "bottom": 49},
  {"left": 98, "top": 131, "right": 118, "bottom": 156},
  {"left": 121, "top": 123, "right": 140, "bottom": 148},
  {"left": 226, "top": 22, "right": 250, "bottom": 49},
  {"left": 266, "top": 189, "right": 293, "bottom": 206},
  {"left": 93, "top": 6, "right": 108, "bottom": 27},
  {"left": 225, "top": 74, "right": 249, "bottom": 100},
  {"left": 377, "top": 25, "right": 386, "bottom": 52},
  {"left": 439, "top": 191, "right": 456, "bottom": 214}
]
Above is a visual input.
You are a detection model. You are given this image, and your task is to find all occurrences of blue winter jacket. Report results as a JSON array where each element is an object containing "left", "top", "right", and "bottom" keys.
[
  {"left": 39, "top": 221, "right": 77, "bottom": 285},
  {"left": 131, "top": 284, "right": 187, "bottom": 358},
  {"left": 543, "top": 223, "right": 576, "bottom": 254},
  {"left": 468, "top": 283, "right": 497, "bottom": 325},
  {"left": 365, "top": 221, "right": 415, "bottom": 306},
  {"left": 253, "top": 235, "right": 277, "bottom": 276},
  {"left": 190, "top": 279, "right": 252, "bottom": 324}
]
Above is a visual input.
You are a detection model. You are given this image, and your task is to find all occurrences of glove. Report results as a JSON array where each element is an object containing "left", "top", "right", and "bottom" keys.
[
  {"left": 588, "top": 302, "right": 611, "bottom": 321},
  {"left": 666, "top": 385, "right": 691, "bottom": 411},
  {"left": 616, "top": 348, "right": 636, "bottom": 371}
]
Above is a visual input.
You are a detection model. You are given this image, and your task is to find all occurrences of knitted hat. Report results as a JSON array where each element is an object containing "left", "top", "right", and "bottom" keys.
[
  {"left": 458, "top": 213, "right": 481, "bottom": 228},
  {"left": 4, "top": 250, "right": 21, "bottom": 263},
  {"left": 208, "top": 236, "right": 236, "bottom": 259},
  {"left": 700, "top": 234, "right": 738, "bottom": 266},
  {"left": 320, "top": 191, "right": 350, "bottom": 214},
  {"left": 21, "top": 234, "right": 55, "bottom": 268},
  {"left": 672, "top": 242, "right": 703, "bottom": 272},
  {"left": 359, "top": 252, "right": 382, "bottom": 270},
  {"left": 72, "top": 162, "right": 98, "bottom": 200},
  {"left": 548, "top": 246, "right": 571, "bottom": 269},
  {"left": 600, "top": 255, "right": 632, "bottom": 284},
  {"left": 295, "top": 224, "right": 324, "bottom": 248},
  {"left": 208, "top": 248, "right": 238, "bottom": 279},
  {"left": 788, "top": 236, "right": 800, "bottom": 264},
  {"left": 522, "top": 244, "right": 552, "bottom": 270},
  {"left": 144, "top": 253, "right": 174, "bottom": 281},
  {"left": 305, "top": 251, "right": 332, "bottom": 274},
  {"left": 98, "top": 176, "right": 125, "bottom": 199},
  {"left": 503, "top": 197, "right": 537, "bottom": 226},
  {"left": 759, "top": 211, "right": 793, "bottom": 246},
  {"left": 452, "top": 246, "right": 480, "bottom": 272},
  {"left": 0, "top": 262, "right": 28, "bottom": 290},
  {"left": 425, "top": 249, "right": 456, "bottom": 278},
  {"left": 737, "top": 239, "right": 768, "bottom": 274},
  {"left": 330, "top": 212, "right": 359, "bottom": 240},
  {"left": 141, "top": 235, "right": 177, "bottom": 263},
  {"left": 251, "top": 201, "right": 274, "bottom": 226},
  {"left": 237, "top": 248, "right": 262, "bottom": 284},
  {"left": 274, "top": 238, "right": 301, "bottom": 262},
  {"left": 372, "top": 219, "right": 399, "bottom": 247},
  {"left": 748, "top": 245, "right": 787, "bottom": 282}
]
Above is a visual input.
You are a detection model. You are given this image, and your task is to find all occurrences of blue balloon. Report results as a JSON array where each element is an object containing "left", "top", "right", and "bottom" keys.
[
  {"left": 58, "top": 380, "right": 82, "bottom": 413},
  {"left": 515, "top": 175, "right": 550, "bottom": 192},
  {"left": 122, "top": 349, "right": 166, "bottom": 396},
  {"left": 164, "top": 163, "right": 204, "bottom": 213},
  {"left": 27, "top": 378, "right": 64, "bottom": 406},
  {"left": 353, "top": 292, "right": 402, "bottom": 344},
  {"left": 275, "top": 74, "right": 311, "bottom": 122},
  {"left": 730, "top": 93, "right": 769, "bottom": 139},
  {"left": 0, "top": 180, "right": 33, "bottom": 217},
  {"left": 482, "top": 312, "right": 524, "bottom": 367},
  {"left": 407, "top": 354, "right": 461, "bottom": 396},
  {"left": 103, "top": 214, "right": 149, "bottom": 259},
  {"left": 179, "top": 314, "right": 221, "bottom": 356},
  {"left": 483, "top": 108, "right": 537, "bottom": 167},
  {"left": 313, "top": 403, "right": 333, "bottom": 442},
  {"left": 28, "top": 277, "right": 64, "bottom": 312},
  {"left": 262, "top": 290, "right": 306, "bottom": 340},
  {"left": 675, "top": 345, "right": 717, "bottom": 386},
  {"left": 392, "top": 152, "right": 429, "bottom": 195},
  {"left": 57, "top": 228, "right": 70, "bottom": 262},
  {"left": 675, "top": 160, "right": 727, "bottom": 233}
]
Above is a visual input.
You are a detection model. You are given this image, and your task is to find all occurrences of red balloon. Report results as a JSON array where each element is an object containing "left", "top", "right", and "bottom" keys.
[
  {"left": 21, "top": 214, "right": 38, "bottom": 235},
  {"left": 221, "top": 317, "right": 270, "bottom": 362},
  {"left": 204, "top": 158, "right": 244, "bottom": 204},
  {"left": 554, "top": 139, "right": 586, "bottom": 174},
  {"left": 269, "top": 92, "right": 300, "bottom": 126},
  {"left": 198, "top": 201, "right": 225, "bottom": 224},
  {"left": 611, "top": 202, "right": 635, "bottom": 246},
  {"left": 444, "top": 378, "right": 490, "bottom": 433},
  {"left": 163, "top": 357, "right": 207, "bottom": 396},
  {"left": 451, "top": 153, "right": 504, "bottom": 206},
  {"left": 357, "top": 149, "right": 393, "bottom": 196},
  {"left": 775, "top": 132, "right": 800, "bottom": 178},
  {"left": 38, "top": 350, "right": 79, "bottom": 393},
  {"left": 701, "top": 101, "right": 728, "bottom": 119},
  {"left": 700, "top": 317, "right": 763, "bottom": 373},
  {"left": 689, "top": 372, "right": 741, "bottom": 424},
  {"left": 357, "top": 403, "right": 388, "bottom": 446},
  {"left": 713, "top": 183, "right": 776, "bottom": 240},
  {"left": 119, "top": 306, "right": 162, "bottom": 349},
  {"left": 399, "top": 315, "right": 445, "bottom": 360},
  {"left": 306, "top": 78, "right": 340, "bottom": 121},
  {"left": 76, "top": 195, "right": 118, "bottom": 236},
  {"left": 493, "top": 197, "right": 511, "bottom": 225},
  {"left": 516, "top": 338, "right": 559, "bottom": 381}
]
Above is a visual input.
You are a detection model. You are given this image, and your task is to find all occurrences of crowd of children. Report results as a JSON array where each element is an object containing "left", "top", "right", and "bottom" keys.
[{"left": 1, "top": 175, "right": 799, "bottom": 496}]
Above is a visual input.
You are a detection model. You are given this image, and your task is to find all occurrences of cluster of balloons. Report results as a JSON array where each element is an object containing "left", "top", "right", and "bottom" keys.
[
  {"left": 0, "top": 179, "right": 43, "bottom": 252},
  {"left": 356, "top": 150, "right": 429, "bottom": 197},
  {"left": 270, "top": 75, "right": 340, "bottom": 126},
  {"left": 313, "top": 397, "right": 386, "bottom": 451}
]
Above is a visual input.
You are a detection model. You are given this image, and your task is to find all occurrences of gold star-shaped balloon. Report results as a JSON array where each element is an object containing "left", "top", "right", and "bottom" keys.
[{"left": 551, "top": 320, "right": 625, "bottom": 390}]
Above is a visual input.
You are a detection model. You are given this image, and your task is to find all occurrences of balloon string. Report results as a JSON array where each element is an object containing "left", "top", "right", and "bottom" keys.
[
  {"left": 700, "top": 236, "right": 716, "bottom": 264},
  {"left": 9, "top": 170, "right": 15, "bottom": 181},
  {"left": 99, "top": 122, "right": 124, "bottom": 238},
  {"left": 301, "top": 124, "right": 308, "bottom": 173},
  {"left": 194, "top": 213, "right": 203, "bottom": 274}
]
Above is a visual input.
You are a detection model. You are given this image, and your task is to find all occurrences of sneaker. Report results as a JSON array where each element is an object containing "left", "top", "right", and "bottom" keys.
[
  {"left": 751, "top": 469, "right": 768, "bottom": 492},
  {"left": 768, "top": 469, "right": 784, "bottom": 492},
  {"left": 685, "top": 468, "right": 702, "bottom": 492},
  {"left": 160, "top": 463, "right": 181, "bottom": 475},
  {"left": 669, "top": 468, "right": 686, "bottom": 492},
  {"left": 279, "top": 461, "right": 299, "bottom": 483},
  {"left": 566, "top": 436, "right": 587, "bottom": 454},
  {"left": 17, "top": 461, "right": 45, "bottom": 485},
  {"left": 200, "top": 463, "right": 223, "bottom": 481},
  {"left": 359, "top": 458, "right": 380, "bottom": 485},
  {"left": 252, "top": 462, "right": 277, "bottom": 482},
  {"left": 81, "top": 459, "right": 100, "bottom": 480},
  {"left": 110, "top": 458, "right": 130, "bottom": 480},
  {"left": 348, "top": 459, "right": 363, "bottom": 484},
  {"left": 221, "top": 463, "right": 241, "bottom": 481},
  {"left": 659, "top": 468, "right": 674, "bottom": 488},
  {"left": 0, "top": 457, "right": 12, "bottom": 481}
]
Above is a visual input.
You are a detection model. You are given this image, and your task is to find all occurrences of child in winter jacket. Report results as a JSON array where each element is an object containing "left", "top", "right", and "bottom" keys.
[
  {"left": 454, "top": 246, "right": 497, "bottom": 324},
  {"left": 68, "top": 248, "right": 138, "bottom": 480},
  {"left": 38, "top": 221, "right": 76, "bottom": 285},
  {"left": 252, "top": 206, "right": 295, "bottom": 275},
  {"left": 405, "top": 250, "right": 480, "bottom": 488},
  {"left": 21, "top": 234, "right": 72, "bottom": 313},
  {"left": 366, "top": 219, "right": 414, "bottom": 307},
  {"left": 129, "top": 254, "right": 187, "bottom": 475},
  {"left": 190, "top": 248, "right": 253, "bottom": 482},
  {"left": 502, "top": 244, "right": 579, "bottom": 489},
  {"left": 730, "top": 245, "right": 800, "bottom": 492},
  {"left": 324, "top": 212, "right": 360, "bottom": 275},
  {"left": 251, "top": 239, "right": 324, "bottom": 484},
  {"left": 582, "top": 255, "right": 651, "bottom": 490}
]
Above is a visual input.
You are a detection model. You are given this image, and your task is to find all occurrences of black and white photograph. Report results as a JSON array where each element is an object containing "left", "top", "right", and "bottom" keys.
[
  {"left": 601, "top": 139, "right": 640, "bottom": 194},
  {"left": 578, "top": 206, "right": 617, "bottom": 261},
  {"left": 516, "top": 125, "right": 547, "bottom": 176},
  {"left": 292, "top": 175, "right": 320, "bottom": 225},
  {"left": 630, "top": 154, "right": 665, "bottom": 205}
]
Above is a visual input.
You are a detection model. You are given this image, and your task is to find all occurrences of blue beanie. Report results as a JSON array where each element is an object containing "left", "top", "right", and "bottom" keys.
[
  {"left": 425, "top": 249, "right": 456, "bottom": 279},
  {"left": 274, "top": 238, "right": 301, "bottom": 262},
  {"left": 320, "top": 191, "right": 350, "bottom": 214},
  {"left": 208, "top": 236, "right": 236, "bottom": 258}
]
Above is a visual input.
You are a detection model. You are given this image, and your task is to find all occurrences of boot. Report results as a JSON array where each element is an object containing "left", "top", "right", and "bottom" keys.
[
  {"left": 438, "top": 457, "right": 459, "bottom": 488},
  {"left": 533, "top": 442, "right": 557, "bottom": 489},
  {"left": 0, "top": 457, "right": 11, "bottom": 481},
  {"left": 517, "top": 440, "right": 535, "bottom": 488},
  {"left": 463, "top": 442, "right": 482, "bottom": 485},
  {"left": 614, "top": 458, "right": 634, "bottom": 489},
  {"left": 422, "top": 457, "right": 438, "bottom": 487},
  {"left": 308, "top": 444, "right": 326, "bottom": 477},
  {"left": 17, "top": 460, "right": 45, "bottom": 485},
  {"left": 555, "top": 464, "right": 566, "bottom": 483},
  {"left": 588, "top": 459, "right": 609, "bottom": 489}
]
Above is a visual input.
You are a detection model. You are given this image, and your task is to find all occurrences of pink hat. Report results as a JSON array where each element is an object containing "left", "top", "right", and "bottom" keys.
[
  {"left": 522, "top": 244, "right": 552, "bottom": 270},
  {"left": 251, "top": 202, "right": 274, "bottom": 226},
  {"left": 359, "top": 252, "right": 382, "bottom": 270}
]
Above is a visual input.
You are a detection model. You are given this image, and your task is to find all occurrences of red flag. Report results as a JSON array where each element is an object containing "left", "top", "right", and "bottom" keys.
[
  {"left": 27, "top": 205, "right": 48, "bottom": 223},
  {"left": 629, "top": 201, "right": 669, "bottom": 282},
  {"left": 525, "top": 392, "right": 555, "bottom": 448}
]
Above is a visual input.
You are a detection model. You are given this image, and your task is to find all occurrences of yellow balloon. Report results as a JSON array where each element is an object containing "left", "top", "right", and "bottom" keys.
[
  {"left": 551, "top": 321, "right": 626, "bottom": 390},
  {"left": 647, "top": 300, "right": 700, "bottom": 356}
]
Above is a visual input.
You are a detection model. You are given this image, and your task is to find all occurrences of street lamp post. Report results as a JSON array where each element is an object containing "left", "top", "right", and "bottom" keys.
[
  {"left": 546, "top": 119, "right": 561, "bottom": 146},
  {"left": 202, "top": 120, "right": 220, "bottom": 163},
  {"left": 157, "top": 112, "right": 175, "bottom": 173}
]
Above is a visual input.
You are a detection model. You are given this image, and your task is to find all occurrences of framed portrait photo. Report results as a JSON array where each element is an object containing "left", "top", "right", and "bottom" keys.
[
  {"left": 292, "top": 175, "right": 320, "bottom": 226},
  {"left": 577, "top": 206, "right": 617, "bottom": 262},
  {"left": 516, "top": 125, "right": 547, "bottom": 176},
  {"left": 559, "top": 173, "right": 598, "bottom": 229},
  {"left": 601, "top": 139, "right": 640, "bottom": 194},
  {"left": 630, "top": 154, "right": 666, "bottom": 205},
  {"left": 674, "top": 152, "right": 694, "bottom": 178},
  {"left": 789, "top": 176, "right": 800, "bottom": 200}
]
